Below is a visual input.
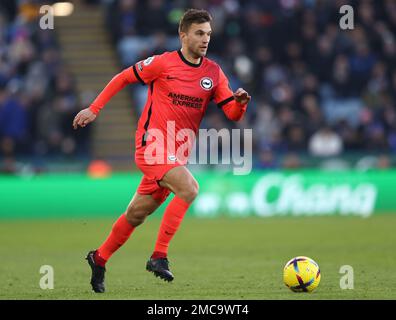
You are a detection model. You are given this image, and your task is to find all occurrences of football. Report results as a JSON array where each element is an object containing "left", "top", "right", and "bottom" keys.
[{"left": 283, "top": 256, "right": 321, "bottom": 292}]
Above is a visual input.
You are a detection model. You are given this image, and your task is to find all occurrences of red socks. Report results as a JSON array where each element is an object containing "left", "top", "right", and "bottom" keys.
[
  {"left": 95, "top": 214, "right": 135, "bottom": 266},
  {"left": 93, "top": 196, "right": 190, "bottom": 267},
  {"left": 152, "top": 196, "right": 190, "bottom": 258}
]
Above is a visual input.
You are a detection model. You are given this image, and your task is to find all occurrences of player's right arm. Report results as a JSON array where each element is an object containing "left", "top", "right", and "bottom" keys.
[{"left": 73, "top": 54, "right": 165, "bottom": 130}]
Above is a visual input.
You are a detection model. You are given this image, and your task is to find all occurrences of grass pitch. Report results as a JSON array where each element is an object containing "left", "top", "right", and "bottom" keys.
[{"left": 1, "top": 215, "right": 396, "bottom": 300}]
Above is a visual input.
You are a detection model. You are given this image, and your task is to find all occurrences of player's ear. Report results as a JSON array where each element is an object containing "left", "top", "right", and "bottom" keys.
[
  {"left": 179, "top": 30, "right": 186, "bottom": 41},
  {"left": 179, "top": 33, "right": 188, "bottom": 45}
]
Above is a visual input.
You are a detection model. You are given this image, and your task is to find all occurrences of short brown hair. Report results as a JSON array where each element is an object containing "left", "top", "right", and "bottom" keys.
[{"left": 179, "top": 9, "right": 212, "bottom": 33}]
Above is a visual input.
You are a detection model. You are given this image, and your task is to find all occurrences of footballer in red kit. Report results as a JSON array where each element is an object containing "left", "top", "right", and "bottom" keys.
[{"left": 73, "top": 8, "right": 251, "bottom": 293}]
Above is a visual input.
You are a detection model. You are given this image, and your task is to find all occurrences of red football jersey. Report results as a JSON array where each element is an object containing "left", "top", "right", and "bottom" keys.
[
  {"left": 89, "top": 49, "right": 247, "bottom": 165},
  {"left": 129, "top": 50, "right": 236, "bottom": 164}
]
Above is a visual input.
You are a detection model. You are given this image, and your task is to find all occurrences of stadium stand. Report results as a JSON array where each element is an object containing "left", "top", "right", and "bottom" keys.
[{"left": 0, "top": 0, "right": 395, "bottom": 173}]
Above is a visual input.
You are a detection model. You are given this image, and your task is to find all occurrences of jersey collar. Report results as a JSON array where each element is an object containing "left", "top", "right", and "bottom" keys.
[{"left": 177, "top": 49, "right": 203, "bottom": 68}]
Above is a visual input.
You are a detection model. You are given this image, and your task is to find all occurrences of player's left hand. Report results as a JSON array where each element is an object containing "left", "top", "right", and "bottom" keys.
[{"left": 233, "top": 88, "right": 251, "bottom": 105}]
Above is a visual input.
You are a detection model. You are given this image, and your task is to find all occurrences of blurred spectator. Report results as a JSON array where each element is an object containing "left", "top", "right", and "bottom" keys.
[
  {"left": 282, "top": 153, "right": 302, "bottom": 169},
  {"left": 255, "top": 146, "right": 278, "bottom": 169},
  {"left": 309, "top": 126, "right": 343, "bottom": 157},
  {"left": 377, "top": 154, "right": 391, "bottom": 169}
]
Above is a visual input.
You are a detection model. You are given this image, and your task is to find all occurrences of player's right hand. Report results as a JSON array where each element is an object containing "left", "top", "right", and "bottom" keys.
[{"left": 73, "top": 108, "right": 97, "bottom": 129}]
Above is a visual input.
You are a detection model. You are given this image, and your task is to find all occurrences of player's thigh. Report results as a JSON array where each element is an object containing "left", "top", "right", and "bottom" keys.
[
  {"left": 126, "top": 192, "right": 161, "bottom": 218},
  {"left": 158, "top": 166, "right": 199, "bottom": 196}
]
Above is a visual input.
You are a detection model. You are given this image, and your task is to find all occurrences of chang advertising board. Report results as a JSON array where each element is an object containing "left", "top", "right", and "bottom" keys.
[{"left": 193, "top": 173, "right": 378, "bottom": 218}]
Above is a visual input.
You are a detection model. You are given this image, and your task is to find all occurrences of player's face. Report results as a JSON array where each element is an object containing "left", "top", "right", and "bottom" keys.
[{"left": 183, "top": 22, "right": 212, "bottom": 58}]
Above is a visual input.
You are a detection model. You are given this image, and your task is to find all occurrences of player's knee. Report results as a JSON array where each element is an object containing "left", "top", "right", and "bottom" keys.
[
  {"left": 125, "top": 204, "right": 149, "bottom": 227},
  {"left": 178, "top": 180, "right": 199, "bottom": 203},
  {"left": 126, "top": 212, "right": 146, "bottom": 227},
  {"left": 191, "top": 180, "right": 199, "bottom": 200}
]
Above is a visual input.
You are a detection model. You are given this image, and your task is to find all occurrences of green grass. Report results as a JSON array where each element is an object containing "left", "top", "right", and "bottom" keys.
[{"left": 1, "top": 215, "right": 396, "bottom": 299}]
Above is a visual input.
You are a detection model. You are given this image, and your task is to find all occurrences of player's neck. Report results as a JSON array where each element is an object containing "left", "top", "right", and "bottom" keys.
[{"left": 180, "top": 48, "right": 201, "bottom": 65}]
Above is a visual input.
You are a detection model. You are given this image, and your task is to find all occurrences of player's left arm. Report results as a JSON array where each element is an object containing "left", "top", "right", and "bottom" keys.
[{"left": 213, "top": 67, "right": 251, "bottom": 121}]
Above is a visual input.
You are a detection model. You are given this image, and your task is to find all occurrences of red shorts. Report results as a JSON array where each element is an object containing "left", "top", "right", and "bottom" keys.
[{"left": 134, "top": 150, "right": 182, "bottom": 204}]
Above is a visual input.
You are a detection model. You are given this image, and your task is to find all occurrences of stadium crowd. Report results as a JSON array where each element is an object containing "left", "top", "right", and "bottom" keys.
[
  {"left": 105, "top": 0, "right": 396, "bottom": 169},
  {"left": 0, "top": 0, "right": 87, "bottom": 173},
  {"left": 1, "top": 0, "right": 396, "bottom": 172}
]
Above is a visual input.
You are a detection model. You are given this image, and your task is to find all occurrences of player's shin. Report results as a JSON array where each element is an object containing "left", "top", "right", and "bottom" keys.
[
  {"left": 95, "top": 213, "right": 135, "bottom": 266},
  {"left": 152, "top": 196, "right": 191, "bottom": 258}
]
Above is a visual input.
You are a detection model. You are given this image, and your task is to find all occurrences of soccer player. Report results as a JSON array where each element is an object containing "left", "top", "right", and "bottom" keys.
[{"left": 73, "top": 9, "right": 251, "bottom": 293}]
